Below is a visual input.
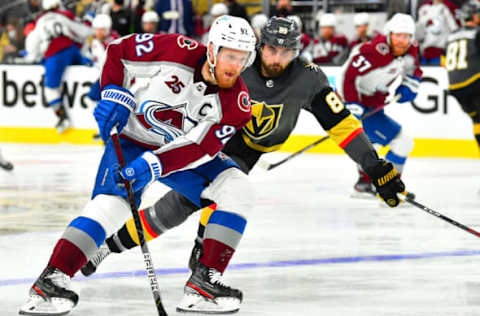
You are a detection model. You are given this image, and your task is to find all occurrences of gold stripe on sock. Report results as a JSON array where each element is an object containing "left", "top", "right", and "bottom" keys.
[{"left": 200, "top": 206, "right": 216, "bottom": 227}]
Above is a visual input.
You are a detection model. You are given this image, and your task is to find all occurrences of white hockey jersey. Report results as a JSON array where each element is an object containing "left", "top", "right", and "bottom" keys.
[
  {"left": 25, "top": 9, "right": 92, "bottom": 62},
  {"left": 100, "top": 33, "right": 251, "bottom": 176},
  {"left": 337, "top": 34, "right": 422, "bottom": 108}
]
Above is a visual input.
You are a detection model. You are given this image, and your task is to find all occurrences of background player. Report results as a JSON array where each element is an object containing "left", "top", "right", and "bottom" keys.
[
  {"left": 24, "top": 0, "right": 93, "bottom": 133},
  {"left": 0, "top": 149, "right": 13, "bottom": 171},
  {"left": 446, "top": 3, "right": 480, "bottom": 151},
  {"left": 84, "top": 14, "right": 119, "bottom": 106},
  {"left": 19, "top": 15, "right": 257, "bottom": 315},
  {"left": 338, "top": 13, "right": 422, "bottom": 196},
  {"left": 81, "top": 17, "right": 407, "bottom": 312}
]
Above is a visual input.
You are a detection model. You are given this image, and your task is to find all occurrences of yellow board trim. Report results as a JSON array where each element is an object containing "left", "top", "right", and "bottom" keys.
[
  {"left": 0, "top": 127, "right": 100, "bottom": 144},
  {"left": 279, "top": 135, "right": 480, "bottom": 158},
  {"left": 449, "top": 72, "right": 480, "bottom": 90},
  {"left": 200, "top": 206, "right": 215, "bottom": 227},
  {"left": 1, "top": 127, "right": 479, "bottom": 158}
]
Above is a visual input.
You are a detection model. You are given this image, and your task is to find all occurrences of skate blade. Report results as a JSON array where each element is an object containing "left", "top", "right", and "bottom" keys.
[
  {"left": 19, "top": 294, "right": 74, "bottom": 316},
  {"left": 350, "top": 191, "right": 377, "bottom": 200},
  {"left": 176, "top": 293, "right": 240, "bottom": 314},
  {"left": 56, "top": 121, "right": 72, "bottom": 134},
  {"left": 0, "top": 162, "right": 13, "bottom": 171}
]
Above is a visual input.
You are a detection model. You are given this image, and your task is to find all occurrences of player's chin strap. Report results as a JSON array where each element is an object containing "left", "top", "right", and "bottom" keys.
[
  {"left": 392, "top": 192, "right": 480, "bottom": 239},
  {"left": 207, "top": 46, "right": 218, "bottom": 82}
]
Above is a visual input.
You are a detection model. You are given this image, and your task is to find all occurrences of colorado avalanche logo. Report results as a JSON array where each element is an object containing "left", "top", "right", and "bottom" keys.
[{"left": 137, "top": 101, "right": 186, "bottom": 143}]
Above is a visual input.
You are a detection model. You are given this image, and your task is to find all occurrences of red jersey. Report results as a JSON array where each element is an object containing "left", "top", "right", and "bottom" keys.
[
  {"left": 101, "top": 33, "right": 252, "bottom": 176},
  {"left": 338, "top": 34, "right": 422, "bottom": 108}
]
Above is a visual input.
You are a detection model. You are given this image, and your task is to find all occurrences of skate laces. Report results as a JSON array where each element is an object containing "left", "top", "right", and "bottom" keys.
[
  {"left": 208, "top": 268, "right": 229, "bottom": 288},
  {"left": 47, "top": 269, "right": 71, "bottom": 289},
  {"left": 91, "top": 245, "right": 111, "bottom": 266}
]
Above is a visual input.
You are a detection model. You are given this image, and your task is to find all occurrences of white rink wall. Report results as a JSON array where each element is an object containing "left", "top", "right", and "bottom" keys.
[{"left": 0, "top": 65, "right": 472, "bottom": 139}]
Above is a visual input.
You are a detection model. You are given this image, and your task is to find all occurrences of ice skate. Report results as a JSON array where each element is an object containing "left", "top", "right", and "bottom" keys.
[
  {"left": 54, "top": 106, "right": 71, "bottom": 134},
  {"left": 80, "top": 244, "right": 111, "bottom": 277},
  {"left": 351, "top": 171, "right": 376, "bottom": 199},
  {"left": 177, "top": 262, "right": 242, "bottom": 314},
  {"left": 0, "top": 160, "right": 13, "bottom": 171},
  {"left": 19, "top": 266, "right": 78, "bottom": 315}
]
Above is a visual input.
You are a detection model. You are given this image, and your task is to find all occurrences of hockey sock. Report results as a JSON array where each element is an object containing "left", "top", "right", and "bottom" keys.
[
  {"left": 196, "top": 204, "right": 217, "bottom": 243},
  {"left": 105, "top": 208, "right": 160, "bottom": 253},
  {"left": 49, "top": 216, "right": 106, "bottom": 277},
  {"left": 200, "top": 210, "right": 246, "bottom": 273}
]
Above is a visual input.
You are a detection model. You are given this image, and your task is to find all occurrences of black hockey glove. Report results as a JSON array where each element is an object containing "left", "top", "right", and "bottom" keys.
[{"left": 365, "top": 160, "right": 405, "bottom": 207}]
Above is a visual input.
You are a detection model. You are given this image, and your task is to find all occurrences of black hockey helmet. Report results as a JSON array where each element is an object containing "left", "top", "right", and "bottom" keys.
[
  {"left": 459, "top": 1, "right": 480, "bottom": 23},
  {"left": 259, "top": 16, "right": 302, "bottom": 50}
]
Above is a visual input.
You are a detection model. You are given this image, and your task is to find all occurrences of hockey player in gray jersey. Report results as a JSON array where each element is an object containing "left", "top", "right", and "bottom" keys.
[
  {"left": 446, "top": 2, "right": 480, "bottom": 150},
  {"left": 81, "top": 17, "right": 407, "bottom": 313}
]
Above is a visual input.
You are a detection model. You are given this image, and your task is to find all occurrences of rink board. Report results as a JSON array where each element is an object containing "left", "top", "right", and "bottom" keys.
[{"left": 0, "top": 65, "right": 477, "bottom": 158}]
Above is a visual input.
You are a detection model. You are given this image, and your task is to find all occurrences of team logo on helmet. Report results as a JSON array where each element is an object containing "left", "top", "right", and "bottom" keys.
[
  {"left": 237, "top": 91, "right": 251, "bottom": 113},
  {"left": 243, "top": 100, "right": 283, "bottom": 140}
]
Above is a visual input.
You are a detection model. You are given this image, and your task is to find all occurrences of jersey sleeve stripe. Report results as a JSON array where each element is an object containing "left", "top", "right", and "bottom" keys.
[
  {"left": 338, "top": 127, "right": 364, "bottom": 149},
  {"left": 326, "top": 114, "right": 364, "bottom": 148}
]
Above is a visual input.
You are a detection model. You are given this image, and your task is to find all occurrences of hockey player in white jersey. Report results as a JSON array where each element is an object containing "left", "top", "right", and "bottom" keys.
[
  {"left": 24, "top": 0, "right": 93, "bottom": 133},
  {"left": 337, "top": 13, "right": 423, "bottom": 196},
  {"left": 85, "top": 14, "right": 119, "bottom": 104},
  {"left": 19, "top": 15, "right": 256, "bottom": 315}
]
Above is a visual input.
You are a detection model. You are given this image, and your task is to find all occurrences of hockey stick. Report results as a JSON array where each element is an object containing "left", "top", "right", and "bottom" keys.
[
  {"left": 400, "top": 194, "right": 480, "bottom": 238},
  {"left": 110, "top": 126, "right": 168, "bottom": 316},
  {"left": 259, "top": 95, "right": 402, "bottom": 171},
  {"left": 258, "top": 135, "right": 330, "bottom": 171}
]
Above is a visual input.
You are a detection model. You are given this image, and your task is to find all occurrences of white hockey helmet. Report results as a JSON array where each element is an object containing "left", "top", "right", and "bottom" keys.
[
  {"left": 92, "top": 14, "right": 112, "bottom": 30},
  {"left": 251, "top": 13, "right": 268, "bottom": 31},
  {"left": 207, "top": 15, "right": 257, "bottom": 72},
  {"left": 210, "top": 3, "right": 228, "bottom": 17},
  {"left": 384, "top": 13, "right": 415, "bottom": 38},
  {"left": 142, "top": 11, "right": 160, "bottom": 24},
  {"left": 354, "top": 12, "right": 369, "bottom": 26},
  {"left": 319, "top": 13, "right": 337, "bottom": 27},
  {"left": 287, "top": 15, "right": 302, "bottom": 31},
  {"left": 42, "top": 0, "right": 61, "bottom": 10}
]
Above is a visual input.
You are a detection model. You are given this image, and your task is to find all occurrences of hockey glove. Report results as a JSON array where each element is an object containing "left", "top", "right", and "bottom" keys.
[
  {"left": 94, "top": 84, "right": 136, "bottom": 142},
  {"left": 395, "top": 76, "right": 421, "bottom": 103},
  {"left": 116, "top": 151, "right": 163, "bottom": 193},
  {"left": 365, "top": 159, "right": 405, "bottom": 207}
]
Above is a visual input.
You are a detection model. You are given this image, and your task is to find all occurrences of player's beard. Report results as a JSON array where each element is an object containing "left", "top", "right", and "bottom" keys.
[
  {"left": 261, "top": 60, "right": 287, "bottom": 78},
  {"left": 215, "top": 69, "right": 240, "bottom": 89}
]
